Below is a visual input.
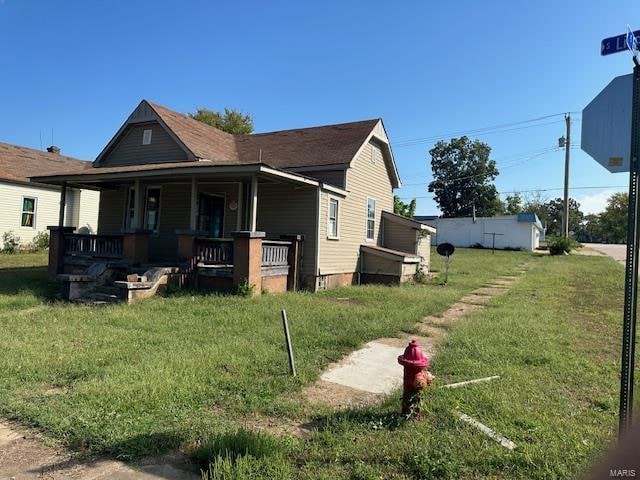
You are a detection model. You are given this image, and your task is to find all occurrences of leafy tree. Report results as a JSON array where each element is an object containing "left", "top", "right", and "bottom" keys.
[
  {"left": 504, "top": 193, "right": 523, "bottom": 215},
  {"left": 428, "top": 136, "right": 501, "bottom": 217},
  {"left": 188, "top": 107, "right": 253, "bottom": 134},
  {"left": 544, "top": 197, "right": 584, "bottom": 237},
  {"left": 394, "top": 195, "right": 417, "bottom": 218},
  {"left": 577, "top": 214, "right": 605, "bottom": 243},
  {"left": 599, "top": 192, "right": 628, "bottom": 244},
  {"left": 522, "top": 191, "right": 549, "bottom": 228}
]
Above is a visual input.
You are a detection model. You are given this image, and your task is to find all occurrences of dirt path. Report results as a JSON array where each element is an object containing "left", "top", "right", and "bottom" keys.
[{"left": 0, "top": 420, "right": 199, "bottom": 480}]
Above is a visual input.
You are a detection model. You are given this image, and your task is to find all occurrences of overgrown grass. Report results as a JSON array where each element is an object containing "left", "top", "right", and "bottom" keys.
[
  {"left": 0, "top": 249, "right": 628, "bottom": 478},
  {"left": 0, "top": 248, "right": 528, "bottom": 460}
]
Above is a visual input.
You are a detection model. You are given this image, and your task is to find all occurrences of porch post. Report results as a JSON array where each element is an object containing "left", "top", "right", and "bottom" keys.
[
  {"left": 132, "top": 179, "right": 142, "bottom": 229},
  {"left": 249, "top": 174, "right": 258, "bottom": 232},
  {"left": 58, "top": 182, "right": 67, "bottom": 228},
  {"left": 190, "top": 177, "right": 198, "bottom": 231},
  {"left": 232, "top": 230, "right": 265, "bottom": 296},
  {"left": 236, "top": 182, "right": 244, "bottom": 231}
]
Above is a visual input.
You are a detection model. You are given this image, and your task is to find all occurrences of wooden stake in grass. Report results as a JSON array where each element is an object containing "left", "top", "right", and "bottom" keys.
[{"left": 281, "top": 309, "right": 296, "bottom": 377}]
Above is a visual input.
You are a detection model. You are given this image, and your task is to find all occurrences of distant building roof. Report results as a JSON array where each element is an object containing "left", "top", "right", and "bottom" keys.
[
  {"left": 0, "top": 142, "right": 91, "bottom": 185},
  {"left": 414, "top": 215, "right": 439, "bottom": 223}
]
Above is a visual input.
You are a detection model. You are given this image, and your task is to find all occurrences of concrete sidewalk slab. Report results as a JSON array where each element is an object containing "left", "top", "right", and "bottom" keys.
[{"left": 320, "top": 341, "right": 405, "bottom": 394}]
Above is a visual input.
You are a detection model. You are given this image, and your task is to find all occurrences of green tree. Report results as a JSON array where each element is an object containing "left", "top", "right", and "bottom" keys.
[
  {"left": 544, "top": 197, "right": 584, "bottom": 237},
  {"left": 504, "top": 193, "right": 523, "bottom": 215},
  {"left": 394, "top": 195, "right": 417, "bottom": 218},
  {"left": 188, "top": 107, "right": 254, "bottom": 134},
  {"left": 577, "top": 213, "right": 605, "bottom": 243},
  {"left": 522, "top": 192, "right": 549, "bottom": 228},
  {"left": 428, "top": 136, "right": 501, "bottom": 217},
  {"left": 599, "top": 192, "right": 628, "bottom": 243}
]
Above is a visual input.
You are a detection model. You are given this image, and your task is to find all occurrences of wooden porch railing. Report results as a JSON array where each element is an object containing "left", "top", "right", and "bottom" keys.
[
  {"left": 195, "top": 237, "right": 234, "bottom": 265},
  {"left": 262, "top": 240, "right": 290, "bottom": 267},
  {"left": 64, "top": 233, "right": 124, "bottom": 258}
]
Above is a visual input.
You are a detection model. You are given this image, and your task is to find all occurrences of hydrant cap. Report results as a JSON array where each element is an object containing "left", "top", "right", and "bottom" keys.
[{"left": 398, "top": 339, "right": 430, "bottom": 368}]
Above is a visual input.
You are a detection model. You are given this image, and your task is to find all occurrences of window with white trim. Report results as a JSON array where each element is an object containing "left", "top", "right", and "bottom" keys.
[
  {"left": 144, "top": 187, "right": 161, "bottom": 233},
  {"left": 366, "top": 197, "right": 376, "bottom": 240},
  {"left": 328, "top": 197, "right": 339, "bottom": 239},
  {"left": 142, "top": 129, "right": 153, "bottom": 145},
  {"left": 21, "top": 197, "right": 36, "bottom": 228}
]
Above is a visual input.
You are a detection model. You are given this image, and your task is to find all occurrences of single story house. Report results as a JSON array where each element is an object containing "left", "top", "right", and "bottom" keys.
[
  {"left": 0, "top": 143, "right": 99, "bottom": 250},
  {"left": 418, "top": 213, "right": 543, "bottom": 251},
  {"left": 32, "top": 100, "right": 434, "bottom": 301}
]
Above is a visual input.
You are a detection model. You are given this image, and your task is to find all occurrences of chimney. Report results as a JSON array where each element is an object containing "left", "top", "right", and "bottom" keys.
[{"left": 47, "top": 145, "right": 61, "bottom": 154}]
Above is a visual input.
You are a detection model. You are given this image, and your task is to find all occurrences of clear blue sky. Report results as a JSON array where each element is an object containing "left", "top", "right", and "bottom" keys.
[{"left": 0, "top": 1, "right": 635, "bottom": 214}]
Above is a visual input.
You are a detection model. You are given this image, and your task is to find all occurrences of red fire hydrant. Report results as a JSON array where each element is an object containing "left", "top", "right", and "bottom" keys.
[{"left": 398, "top": 340, "right": 434, "bottom": 415}]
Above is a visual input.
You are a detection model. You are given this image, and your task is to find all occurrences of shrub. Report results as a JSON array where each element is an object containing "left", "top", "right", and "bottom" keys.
[
  {"left": 2, "top": 231, "right": 20, "bottom": 254},
  {"left": 32, "top": 231, "right": 50, "bottom": 251},
  {"left": 413, "top": 264, "right": 429, "bottom": 284},
  {"left": 233, "top": 279, "right": 255, "bottom": 297},
  {"left": 548, "top": 236, "right": 578, "bottom": 255}
]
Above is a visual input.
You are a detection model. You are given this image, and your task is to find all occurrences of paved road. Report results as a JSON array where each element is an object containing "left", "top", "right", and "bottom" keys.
[{"left": 583, "top": 243, "right": 626, "bottom": 264}]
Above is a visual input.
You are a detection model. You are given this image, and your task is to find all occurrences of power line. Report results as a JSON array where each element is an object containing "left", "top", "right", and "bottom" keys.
[
  {"left": 400, "top": 147, "right": 561, "bottom": 187},
  {"left": 392, "top": 112, "right": 581, "bottom": 148},
  {"left": 398, "top": 184, "right": 627, "bottom": 200}
]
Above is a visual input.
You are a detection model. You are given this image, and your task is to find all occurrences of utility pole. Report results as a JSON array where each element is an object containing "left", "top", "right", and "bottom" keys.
[{"left": 562, "top": 114, "right": 571, "bottom": 238}]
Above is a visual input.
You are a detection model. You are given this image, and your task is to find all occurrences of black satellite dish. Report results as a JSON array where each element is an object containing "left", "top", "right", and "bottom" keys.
[
  {"left": 436, "top": 243, "right": 455, "bottom": 284},
  {"left": 437, "top": 243, "right": 455, "bottom": 257}
]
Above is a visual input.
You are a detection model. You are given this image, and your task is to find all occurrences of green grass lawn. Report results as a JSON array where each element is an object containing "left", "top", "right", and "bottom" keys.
[{"left": 0, "top": 249, "right": 629, "bottom": 478}]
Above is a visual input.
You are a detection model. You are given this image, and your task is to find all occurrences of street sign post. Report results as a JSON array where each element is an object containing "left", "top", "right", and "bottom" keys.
[{"left": 585, "top": 28, "right": 640, "bottom": 438}]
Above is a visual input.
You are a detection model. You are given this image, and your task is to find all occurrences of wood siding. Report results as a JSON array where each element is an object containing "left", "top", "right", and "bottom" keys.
[
  {"left": 0, "top": 181, "right": 99, "bottom": 247},
  {"left": 318, "top": 141, "right": 394, "bottom": 275},
  {"left": 98, "top": 122, "right": 187, "bottom": 167},
  {"left": 97, "top": 188, "right": 127, "bottom": 234},
  {"left": 383, "top": 220, "right": 419, "bottom": 254},
  {"left": 256, "top": 183, "right": 318, "bottom": 281}
]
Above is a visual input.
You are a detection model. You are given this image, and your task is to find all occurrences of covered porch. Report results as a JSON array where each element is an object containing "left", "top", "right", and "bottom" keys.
[{"left": 35, "top": 164, "right": 318, "bottom": 298}]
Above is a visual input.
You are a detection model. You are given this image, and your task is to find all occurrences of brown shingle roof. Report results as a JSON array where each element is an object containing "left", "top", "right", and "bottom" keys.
[
  {"left": 148, "top": 102, "right": 241, "bottom": 164},
  {"left": 0, "top": 142, "right": 91, "bottom": 184},
  {"left": 148, "top": 100, "right": 379, "bottom": 169},
  {"left": 235, "top": 119, "right": 379, "bottom": 169}
]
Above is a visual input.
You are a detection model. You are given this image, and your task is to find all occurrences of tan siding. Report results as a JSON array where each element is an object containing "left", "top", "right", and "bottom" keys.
[
  {"left": 256, "top": 183, "right": 317, "bottom": 280},
  {"left": 383, "top": 221, "right": 418, "bottom": 254},
  {"left": 98, "top": 188, "right": 126, "bottom": 234},
  {"left": 99, "top": 122, "right": 187, "bottom": 167},
  {"left": 0, "top": 182, "right": 98, "bottom": 247},
  {"left": 318, "top": 141, "right": 394, "bottom": 274},
  {"left": 417, "top": 235, "right": 431, "bottom": 270},
  {"left": 77, "top": 189, "right": 101, "bottom": 233}
]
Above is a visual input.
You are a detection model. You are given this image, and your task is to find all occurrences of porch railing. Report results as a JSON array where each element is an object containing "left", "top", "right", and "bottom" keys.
[
  {"left": 262, "top": 240, "right": 290, "bottom": 267},
  {"left": 64, "top": 233, "right": 124, "bottom": 258},
  {"left": 195, "top": 237, "right": 234, "bottom": 265}
]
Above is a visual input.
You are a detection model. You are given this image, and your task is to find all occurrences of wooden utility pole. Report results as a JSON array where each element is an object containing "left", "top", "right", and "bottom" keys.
[{"left": 562, "top": 113, "right": 571, "bottom": 237}]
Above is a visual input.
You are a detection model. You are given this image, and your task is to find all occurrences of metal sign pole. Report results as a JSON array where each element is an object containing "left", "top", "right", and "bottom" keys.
[{"left": 619, "top": 60, "right": 640, "bottom": 436}]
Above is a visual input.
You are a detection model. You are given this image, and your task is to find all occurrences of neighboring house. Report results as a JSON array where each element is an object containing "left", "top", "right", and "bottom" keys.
[
  {"left": 32, "top": 100, "right": 432, "bottom": 300},
  {"left": 0, "top": 142, "right": 99, "bottom": 249},
  {"left": 419, "top": 213, "right": 543, "bottom": 251}
]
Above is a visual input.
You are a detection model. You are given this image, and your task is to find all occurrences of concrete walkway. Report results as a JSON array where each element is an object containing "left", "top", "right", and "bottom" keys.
[
  {"left": 306, "top": 267, "right": 528, "bottom": 405},
  {"left": 0, "top": 421, "right": 199, "bottom": 480}
]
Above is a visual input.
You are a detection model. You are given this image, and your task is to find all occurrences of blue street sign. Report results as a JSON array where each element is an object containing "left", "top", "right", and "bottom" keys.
[{"left": 602, "top": 30, "right": 640, "bottom": 56}]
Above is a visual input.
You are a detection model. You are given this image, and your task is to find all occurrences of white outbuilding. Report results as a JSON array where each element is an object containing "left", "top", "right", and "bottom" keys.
[{"left": 417, "top": 214, "right": 544, "bottom": 251}]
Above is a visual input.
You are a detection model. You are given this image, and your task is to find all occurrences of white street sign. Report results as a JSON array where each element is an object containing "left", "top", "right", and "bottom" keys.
[{"left": 581, "top": 74, "right": 633, "bottom": 173}]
